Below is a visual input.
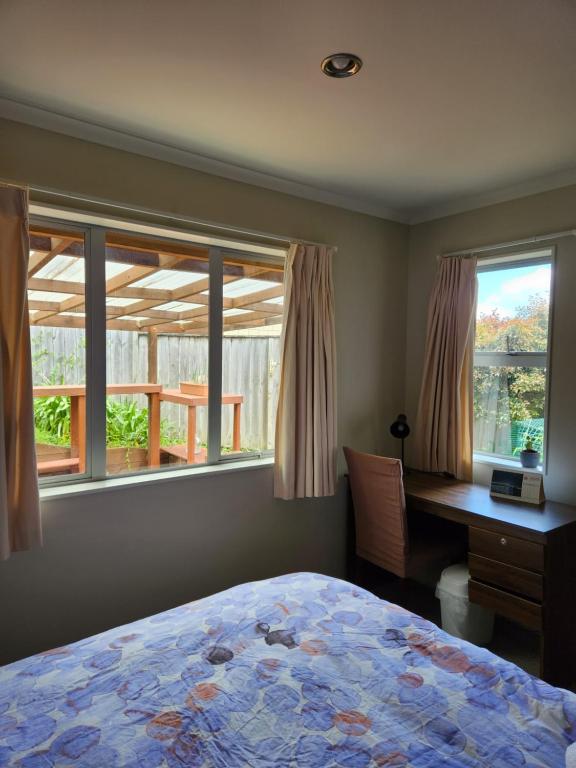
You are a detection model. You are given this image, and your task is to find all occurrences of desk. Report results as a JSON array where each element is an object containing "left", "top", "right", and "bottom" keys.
[{"left": 405, "top": 472, "right": 576, "bottom": 690}]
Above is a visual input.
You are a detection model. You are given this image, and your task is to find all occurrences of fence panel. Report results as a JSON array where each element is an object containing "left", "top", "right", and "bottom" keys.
[{"left": 31, "top": 327, "right": 280, "bottom": 452}]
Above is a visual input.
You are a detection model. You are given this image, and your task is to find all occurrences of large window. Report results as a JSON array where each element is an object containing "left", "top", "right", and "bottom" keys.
[
  {"left": 28, "top": 214, "right": 285, "bottom": 483},
  {"left": 473, "top": 252, "right": 552, "bottom": 464}
]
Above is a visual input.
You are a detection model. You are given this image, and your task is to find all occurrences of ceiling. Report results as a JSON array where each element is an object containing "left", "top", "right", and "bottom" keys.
[{"left": 1, "top": 0, "right": 576, "bottom": 222}]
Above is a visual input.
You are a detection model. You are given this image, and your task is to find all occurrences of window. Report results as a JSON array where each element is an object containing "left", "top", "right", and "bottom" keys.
[
  {"left": 29, "top": 224, "right": 88, "bottom": 480},
  {"left": 28, "top": 213, "right": 285, "bottom": 483},
  {"left": 473, "top": 252, "right": 552, "bottom": 464},
  {"left": 220, "top": 253, "right": 283, "bottom": 457}
]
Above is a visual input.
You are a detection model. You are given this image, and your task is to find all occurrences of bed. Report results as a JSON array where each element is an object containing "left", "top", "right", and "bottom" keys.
[{"left": 1, "top": 573, "right": 574, "bottom": 767}]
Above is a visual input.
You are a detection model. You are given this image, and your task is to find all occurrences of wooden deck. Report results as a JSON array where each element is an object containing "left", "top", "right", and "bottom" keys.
[{"left": 161, "top": 444, "right": 207, "bottom": 465}]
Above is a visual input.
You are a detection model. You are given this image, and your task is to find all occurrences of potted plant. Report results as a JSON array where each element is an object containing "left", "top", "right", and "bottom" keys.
[{"left": 520, "top": 438, "right": 540, "bottom": 469}]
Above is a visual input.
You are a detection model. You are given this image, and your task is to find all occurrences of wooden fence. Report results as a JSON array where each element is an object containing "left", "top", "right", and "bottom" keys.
[{"left": 31, "top": 328, "right": 281, "bottom": 451}]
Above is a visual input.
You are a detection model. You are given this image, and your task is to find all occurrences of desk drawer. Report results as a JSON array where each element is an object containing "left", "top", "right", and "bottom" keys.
[
  {"left": 469, "top": 553, "right": 543, "bottom": 601},
  {"left": 469, "top": 527, "right": 544, "bottom": 573},
  {"left": 469, "top": 580, "right": 542, "bottom": 631}
]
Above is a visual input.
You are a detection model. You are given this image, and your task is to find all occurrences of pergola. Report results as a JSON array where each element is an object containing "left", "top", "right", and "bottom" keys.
[{"left": 29, "top": 227, "right": 285, "bottom": 475}]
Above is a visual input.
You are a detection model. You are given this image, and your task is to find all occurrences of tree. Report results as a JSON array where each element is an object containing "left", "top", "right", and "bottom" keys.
[{"left": 474, "top": 294, "right": 548, "bottom": 455}]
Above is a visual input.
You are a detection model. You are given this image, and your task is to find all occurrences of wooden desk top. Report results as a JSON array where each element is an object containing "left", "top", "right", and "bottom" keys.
[{"left": 404, "top": 471, "right": 576, "bottom": 540}]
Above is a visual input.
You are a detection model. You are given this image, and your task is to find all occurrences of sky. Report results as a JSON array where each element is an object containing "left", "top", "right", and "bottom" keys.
[{"left": 477, "top": 263, "right": 551, "bottom": 318}]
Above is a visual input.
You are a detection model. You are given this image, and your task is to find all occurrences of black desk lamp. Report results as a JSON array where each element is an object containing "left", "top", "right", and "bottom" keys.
[{"left": 390, "top": 414, "right": 410, "bottom": 471}]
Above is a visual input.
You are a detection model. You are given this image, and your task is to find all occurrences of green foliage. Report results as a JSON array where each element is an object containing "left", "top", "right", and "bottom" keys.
[
  {"left": 106, "top": 399, "right": 149, "bottom": 447},
  {"left": 34, "top": 396, "right": 182, "bottom": 448},
  {"left": 474, "top": 293, "right": 548, "bottom": 456},
  {"left": 475, "top": 295, "right": 549, "bottom": 352},
  {"left": 34, "top": 396, "right": 71, "bottom": 444},
  {"left": 473, "top": 366, "right": 546, "bottom": 425}
]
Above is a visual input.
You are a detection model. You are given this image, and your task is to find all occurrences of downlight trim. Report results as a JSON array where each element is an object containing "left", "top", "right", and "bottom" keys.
[{"left": 321, "top": 53, "right": 363, "bottom": 78}]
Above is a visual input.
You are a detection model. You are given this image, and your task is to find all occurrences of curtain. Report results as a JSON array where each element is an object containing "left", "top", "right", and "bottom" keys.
[
  {"left": 0, "top": 185, "right": 41, "bottom": 560},
  {"left": 414, "top": 255, "right": 477, "bottom": 481},
  {"left": 274, "top": 243, "right": 337, "bottom": 499}
]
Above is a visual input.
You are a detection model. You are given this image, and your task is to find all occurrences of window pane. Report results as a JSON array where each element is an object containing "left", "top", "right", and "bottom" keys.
[
  {"left": 476, "top": 262, "right": 551, "bottom": 353},
  {"left": 220, "top": 254, "right": 284, "bottom": 456},
  {"left": 105, "top": 233, "right": 209, "bottom": 475},
  {"left": 474, "top": 258, "right": 551, "bottom": 462},
  {"left": 474, "top": 365, "right": 547, "bottom": 459},
  {"left": 29, "top": 226, "right": 87, "bottom": 479}
]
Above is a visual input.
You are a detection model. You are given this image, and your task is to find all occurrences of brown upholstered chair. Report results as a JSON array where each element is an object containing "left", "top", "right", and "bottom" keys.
[{"left": 343, "top": 446, "right": 462, "bottom": 580}]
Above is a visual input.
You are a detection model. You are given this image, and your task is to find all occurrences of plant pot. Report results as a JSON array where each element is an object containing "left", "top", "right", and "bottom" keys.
[{"left": 520, "top": 449, "right": 540, "bottom": 469}]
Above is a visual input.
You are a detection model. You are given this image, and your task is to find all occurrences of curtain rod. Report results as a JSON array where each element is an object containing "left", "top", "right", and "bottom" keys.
[
  {"left": 440, "top": 229, "right": 576, "bottom": 259},
  {"left": 3, "top": 180, "right": 336, "bottom": 251}
]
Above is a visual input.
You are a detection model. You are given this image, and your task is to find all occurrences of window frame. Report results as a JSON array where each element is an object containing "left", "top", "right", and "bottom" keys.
[
  {"left": 31, "top": 213, "right": 286, "bottom": 488},
  {"left": 473, "top": 249, "right": 555, "bottom": 470}
]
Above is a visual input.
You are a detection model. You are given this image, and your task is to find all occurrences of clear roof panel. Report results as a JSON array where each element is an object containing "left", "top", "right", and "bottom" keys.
[
  {"left": 130, "top": 270, "right": 206, "bottom": 291},
  {"left": 34, "top": 255, "right": 84, "bottom": 282},
  {"left": 28, "top": 290, "right": 75, "bottom": 303},
  {"left": 106, "top": 297, "right": 140, "bottom": 307},
  {"left": 106, "top": 262, "right": 134, "bottom": 281},
  {"left": 27, "top": 243, "right": 283, "bottom": 336},
  {"left": 156, "top": 301, "right": 203, "bottom": 312},
  {"left": 222, "top": 278, "right": 278, "bottom": 298}
]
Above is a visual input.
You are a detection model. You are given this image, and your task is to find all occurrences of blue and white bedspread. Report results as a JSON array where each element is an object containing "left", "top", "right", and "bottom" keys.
[{"left": 1, "top": 573, "right": 575, "bottom": 767}]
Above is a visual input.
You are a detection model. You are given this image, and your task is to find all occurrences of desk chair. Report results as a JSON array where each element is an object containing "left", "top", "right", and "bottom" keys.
[{"left": 344, "top": 447, "right": 463, "bottom": 581}]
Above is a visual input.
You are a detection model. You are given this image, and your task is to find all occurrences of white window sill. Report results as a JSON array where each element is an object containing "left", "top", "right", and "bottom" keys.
[
  {"left": 39, "top": 457, "right": 275, "bottom": 501},
  {"left": 473, "top": 453, "right": 543, "bottom": 475}
]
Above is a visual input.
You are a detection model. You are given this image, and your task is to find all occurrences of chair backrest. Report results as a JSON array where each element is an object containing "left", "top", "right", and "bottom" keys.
[{"left": 343, "top": 446, "right": 409, "bottom": 578}]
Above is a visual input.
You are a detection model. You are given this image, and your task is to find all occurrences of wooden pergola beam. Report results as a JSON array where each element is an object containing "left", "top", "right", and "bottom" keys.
[
  {"left": 177, "top": 309, "right": 278, "bottom": 333},
  {"left": 29, "top": 300, "right": 61, "bottom": 312},
  {"left": 135, "top": 274, "right": 242, "bottom": 331},
  {"left": 232, "top": 301, "right": 284, "bottom": 315},
  {"left": 28, "top": 278, "right": 219, "bottom": 306},
  {"left": 33, "top": 315, "right": 140, "bottom": 332},
  {"left": 33, "top": 264, "right": 159, "bottom": 325},
  {"left": 110, "top": 285, "right": 172, "bottom": 301},
  {"left": 27, "top": 228, "right": 285, "bottom": 339},
  {"left": 231, "top": 285, "right": 283, "bottom": 307},
  {"left": 28, "top": 277, "right": 85, "bottom": 295},
  {"left": 179, "top": 315, "right": 283, "bottom": 336},
  {"left": 224, "top": 317, "right": 283, "bottom": 333},
  {"left": 28, "top": 237, "right": 77, "bottom": 278}
]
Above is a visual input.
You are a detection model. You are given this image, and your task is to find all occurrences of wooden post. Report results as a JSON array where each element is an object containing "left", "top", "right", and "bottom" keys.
[
  {"left": 69, "top": 394, "right": 86, "bottom": 473},
  {"left": 187, "top": 406, "right": 197, "bottom": 464},
  {"left": 148, "top": 330, "right": 158, "bottom": 384},
  {"left": 147, "top": 392, "right": 161, "bottom": 467},
  {"left": 233, "top": 402, "right": 241, "bottom": 452}
]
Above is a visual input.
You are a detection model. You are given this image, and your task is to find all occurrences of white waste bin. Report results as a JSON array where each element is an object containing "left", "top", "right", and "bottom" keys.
[{"left": 435, "top": 563, "right": 494, "bottom": 645}]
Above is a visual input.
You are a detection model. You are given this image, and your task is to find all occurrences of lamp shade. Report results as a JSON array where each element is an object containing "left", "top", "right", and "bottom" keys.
[{"left": 390, "top": 414, "right": 410, "bottom": 440}]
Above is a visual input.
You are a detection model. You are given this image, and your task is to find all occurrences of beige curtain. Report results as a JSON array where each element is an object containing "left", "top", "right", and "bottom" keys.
[
  {"left": 274, "top": 243, "right": 337, "bottom": 499},
  {"left": 0, "top": 185, "right": 41, "bottom": 560},
  {"left": 414, "top": 255, "right": 477, "bottom": 481}
]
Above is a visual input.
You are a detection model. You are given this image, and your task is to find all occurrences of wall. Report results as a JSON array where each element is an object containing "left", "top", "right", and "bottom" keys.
[
  {"left": 0, "top": 118, "right": 409, "bottom": 663},
  {"left": 406, "top": 185, "right": 576, "bottom": 504}
]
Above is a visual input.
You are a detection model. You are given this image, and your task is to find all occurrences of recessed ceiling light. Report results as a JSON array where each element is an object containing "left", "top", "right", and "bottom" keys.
[{"left": 321, "top": 53, "right": 363, "bottom": 78}]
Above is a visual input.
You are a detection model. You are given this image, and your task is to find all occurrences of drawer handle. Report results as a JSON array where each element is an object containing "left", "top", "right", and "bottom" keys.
[{"left": 500, "top": 537, "right": 508, "bottom": 546}]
